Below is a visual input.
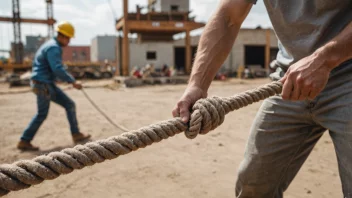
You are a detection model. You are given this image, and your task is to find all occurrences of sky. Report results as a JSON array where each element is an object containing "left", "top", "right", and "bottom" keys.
[{"left": 0, "top": 0, "right": 272, "bottom": 57}]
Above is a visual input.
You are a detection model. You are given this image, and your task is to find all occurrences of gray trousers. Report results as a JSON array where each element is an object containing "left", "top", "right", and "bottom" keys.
[{"left": 235, "top": 60, "right": 352, "bottom": 198}]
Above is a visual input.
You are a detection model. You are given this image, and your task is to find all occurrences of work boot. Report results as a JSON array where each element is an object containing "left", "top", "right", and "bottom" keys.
[
  {"left": 17, "top": 140, "right": 39, "bottom": 151},
  {"left": 72, "top": 132, "right": 91, "bottom": 143}
]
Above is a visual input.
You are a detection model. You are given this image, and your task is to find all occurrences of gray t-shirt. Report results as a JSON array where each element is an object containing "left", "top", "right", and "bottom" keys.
[{"left": 248, "top": 0, "right": 352, "bottom": 79}]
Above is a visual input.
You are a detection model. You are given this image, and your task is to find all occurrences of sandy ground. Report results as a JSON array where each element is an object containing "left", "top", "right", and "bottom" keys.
[{"left": 0, "top": 78, "right": 342, "bottom": 198}]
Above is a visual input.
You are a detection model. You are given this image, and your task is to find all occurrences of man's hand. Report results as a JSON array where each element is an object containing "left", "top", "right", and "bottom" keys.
[
  {"left": 72, "top": 81, "right": 83, "bottom": 90},
  {"left": 172, "top": 86, "right": 207, "bottom": 123},
  {"left": 279, "top": 53, "right": 333, "bottom": 101}
]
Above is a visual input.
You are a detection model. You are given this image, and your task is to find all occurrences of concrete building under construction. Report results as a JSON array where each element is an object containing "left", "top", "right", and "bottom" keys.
[
  {"left": 116, "top": 0, "right": 205, "bottom": 76},
  {"left": 116, "top": 0, "right": 279, "bottom": 76}
]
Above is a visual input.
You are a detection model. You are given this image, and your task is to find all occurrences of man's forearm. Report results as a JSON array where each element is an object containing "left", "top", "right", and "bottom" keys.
[
  {"left": 314, "top": 21, "right": 352, "bottom": 70},
  {"left": 188, "top": 14, "right": 239, "bottom": 91},
  {"left": 188, "top": 0, "right": 252, "bottom": 92}
]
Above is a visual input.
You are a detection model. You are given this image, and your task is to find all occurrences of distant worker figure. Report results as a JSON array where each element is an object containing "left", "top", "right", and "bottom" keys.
[
  {"left": 17, "top": 21, "right": 91, "bottom": 151},
  {"left": 161, "top": 64, "right": 171, "bottom": 77}
]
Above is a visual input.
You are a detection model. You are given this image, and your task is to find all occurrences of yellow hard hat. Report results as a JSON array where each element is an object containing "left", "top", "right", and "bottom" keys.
[{"left": 56, "top": 21, "right": 75, "bottom": 38}]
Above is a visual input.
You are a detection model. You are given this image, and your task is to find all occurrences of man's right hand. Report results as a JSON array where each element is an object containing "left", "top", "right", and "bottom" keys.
[
  {"left": 72, "top": 82, "right": 82, "bottom": 90},
  {"left": 172, "top": 86, "right": 207, "bottom": 123}
]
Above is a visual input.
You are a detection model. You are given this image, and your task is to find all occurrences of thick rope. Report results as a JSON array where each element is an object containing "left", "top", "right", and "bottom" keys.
[{"left": 0, "top": 81, "right": 282, "bottom": 197}]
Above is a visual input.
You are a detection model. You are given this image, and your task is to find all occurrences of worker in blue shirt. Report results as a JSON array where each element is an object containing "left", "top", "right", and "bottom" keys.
[{"left": 17, "top": 21, "right": 91, "bottom": 151}]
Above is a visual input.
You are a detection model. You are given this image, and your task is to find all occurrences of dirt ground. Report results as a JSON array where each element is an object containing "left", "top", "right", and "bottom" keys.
[{"left": 0, "top": 78, "right": 342, "bottom": 198}]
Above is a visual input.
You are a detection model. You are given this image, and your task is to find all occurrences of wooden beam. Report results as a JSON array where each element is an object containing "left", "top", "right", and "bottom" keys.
[
  {"left": 265, "top": 29, "right": 271, "bottom": 71},
  {"left": 185, "top": 30, "right": 191, "bottom": 74},
  {"left": 122, "top": 0, "right": 130, "bottom": 76},
  {"left": 0, "top": 16, "right": 56, "bottom": 25},
  {"left": 145, "top": 11, "right": 190, "bottom": 16}
]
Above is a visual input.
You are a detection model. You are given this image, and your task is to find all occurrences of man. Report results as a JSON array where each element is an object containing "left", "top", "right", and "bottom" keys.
[
  {"left": 172, "top": 0, "right": 352, "bottom": 197},
  {"left": 17, "top": 21, "right": 91, "bottom": 151}
]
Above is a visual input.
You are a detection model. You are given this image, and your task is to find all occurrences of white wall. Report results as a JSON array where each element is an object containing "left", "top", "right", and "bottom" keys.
[
  {"left": 173, "top": 35, "right": 200, "bottom": 46},
  {"left": 154, "top": 0, "right": 189, "bottom": 12},
  {"left": 129, "top": 42, "right": 174, "bottom": 71}
]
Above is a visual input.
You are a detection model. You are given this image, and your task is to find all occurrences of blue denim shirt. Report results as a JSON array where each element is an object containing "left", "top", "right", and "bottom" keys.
[{"left": 31, "top": 38, "right": 75, "bottom": 83}]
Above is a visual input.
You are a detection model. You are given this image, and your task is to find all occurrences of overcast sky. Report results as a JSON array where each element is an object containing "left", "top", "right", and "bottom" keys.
[{"left": 0, "top": 0, "right": 271, "bottom": 56}]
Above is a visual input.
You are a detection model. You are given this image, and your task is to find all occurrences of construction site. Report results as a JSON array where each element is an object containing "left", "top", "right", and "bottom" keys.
[{"left": 0, "top": 0, "right": 346, "bottom": 198}]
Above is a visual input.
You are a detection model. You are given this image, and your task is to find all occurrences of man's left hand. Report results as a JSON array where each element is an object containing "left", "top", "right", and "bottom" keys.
[{"left": 279, "top": 54, "right": 333, "bottom": 101}]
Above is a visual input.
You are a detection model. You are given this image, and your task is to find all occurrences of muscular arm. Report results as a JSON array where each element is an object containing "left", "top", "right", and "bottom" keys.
[
  {"left": 281, "top": 21, "right": 352, "bottom": 101},
  {"left": 188, "top": 0, "right": 253, "bottom": 92}
]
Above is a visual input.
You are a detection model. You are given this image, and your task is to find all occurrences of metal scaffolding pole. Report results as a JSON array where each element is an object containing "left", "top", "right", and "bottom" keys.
[{"left": 12, "top": 0, "right": 23, "bottom": 64}]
